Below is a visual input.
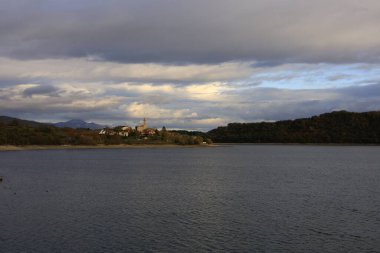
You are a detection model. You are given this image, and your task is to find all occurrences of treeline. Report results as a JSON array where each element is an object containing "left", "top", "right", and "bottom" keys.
[
  {"left": 165, "top": 129, "right": 212, "bottom": 145},
  {"left": 207, "top": 111, "right": 380, "bottom": 144},
  {"left": 0, "top": 118, "right": 211, "bottom": 146},
  {"left": 0, "top": 119, "right": 105, "bottom": 145},
  {"left": 169, "top": 130, "right": 209, "bottom": 139}
]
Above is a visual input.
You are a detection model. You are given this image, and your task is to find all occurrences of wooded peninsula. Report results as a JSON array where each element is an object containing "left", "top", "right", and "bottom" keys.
[
  {"left": 0, "top": 117, "right": 211, "bottom": 146},
  {"left": 207, "top": 111, "right": 380, "bottom": 144}
]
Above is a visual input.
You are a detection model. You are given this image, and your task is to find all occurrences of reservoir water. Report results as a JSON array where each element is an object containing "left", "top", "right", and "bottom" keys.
[{"left": 1, "top": 145, "right": 380, "bottom": 252}]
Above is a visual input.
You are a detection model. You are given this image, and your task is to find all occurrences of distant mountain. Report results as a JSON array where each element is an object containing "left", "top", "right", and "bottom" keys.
[
  {"left": 207, "top": 110, "right": 380, "bottom": 143},
  {"left": 0, "top": 116, "right": 48, "bottom": 128},
  {"left": 54, "top": 119, "right": 105, "bottom": 129}
]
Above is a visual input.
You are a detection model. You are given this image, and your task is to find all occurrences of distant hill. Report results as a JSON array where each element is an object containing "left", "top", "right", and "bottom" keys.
[
  {"left": 207, "top": 111, "right": 380, "bottom": 144},
  {"left": 0, "top": 116, "right": 48, "bottom": 128},
  {"left": 54, "top": 119, "right": 105, "bottom": 130},
  {"left": 0, "top": 116, "right": 105, "bottom": 130}
]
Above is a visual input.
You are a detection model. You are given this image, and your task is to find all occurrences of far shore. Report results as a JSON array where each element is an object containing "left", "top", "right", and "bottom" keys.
[
  {"left": 2, "top": 143, "right": 378, "bottom": 151},
  {"left": 216, "top": 142, "right": 380, "bottom": 146},
  {"left": 0, "top": 144, "right": 218, "bottom": 151}
]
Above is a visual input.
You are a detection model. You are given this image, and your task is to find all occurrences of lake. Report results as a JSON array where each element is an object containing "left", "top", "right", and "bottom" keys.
[{"left": 1, "top": 145, "right": 380, "bottom": 252}]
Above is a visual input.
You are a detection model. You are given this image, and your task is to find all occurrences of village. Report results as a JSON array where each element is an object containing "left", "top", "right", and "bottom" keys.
[
  {"left": 98, "top": 118, "right": 158, "bottom": 138},
  {"left": 97, "top": 118, "right": 211, "bottom": 145}
]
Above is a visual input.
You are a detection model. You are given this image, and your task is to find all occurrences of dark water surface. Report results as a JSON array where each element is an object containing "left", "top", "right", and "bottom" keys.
[{"left": 1, "top": 145, "right": 380, "bottom": 252}]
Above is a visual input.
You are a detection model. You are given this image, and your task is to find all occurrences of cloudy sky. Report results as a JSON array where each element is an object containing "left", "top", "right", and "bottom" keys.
[{"left": 1, "top": 0, "right": 380, "bottom": 130}]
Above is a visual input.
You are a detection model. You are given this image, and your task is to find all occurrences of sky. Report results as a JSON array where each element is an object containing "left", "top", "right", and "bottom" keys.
[{"left": 1, "top": 0, "right": 380, "bottom": 130}]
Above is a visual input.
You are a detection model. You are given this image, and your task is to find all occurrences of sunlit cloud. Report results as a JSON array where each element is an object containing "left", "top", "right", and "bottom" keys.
[{"left": 122, "top": 102, "right": 198, "bottom": 120}]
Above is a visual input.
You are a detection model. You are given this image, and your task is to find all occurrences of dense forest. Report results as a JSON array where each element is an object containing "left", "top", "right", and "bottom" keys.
[
  {"left": 207, "top": 111, "right": 380, "bottom": 144},
  {"left": 0, "top": 117, "right": 211, "bottom": 146}
]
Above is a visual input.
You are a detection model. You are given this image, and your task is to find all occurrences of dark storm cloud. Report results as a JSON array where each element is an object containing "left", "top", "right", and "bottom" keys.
[
  {"left": 22, "top": 85, "right": 59, "bottom": 97},
  {"left": 327, "top": 74, "right": 352, "bottom": 82},
  {"left": 1, "top": 0, "right": 380, "bottom": 64},
  {"left": 341, "top": 83, "right": 380, "bottom": 98},
  {"left": 0, "top": 78, "right": 29, "bottom": 87}
]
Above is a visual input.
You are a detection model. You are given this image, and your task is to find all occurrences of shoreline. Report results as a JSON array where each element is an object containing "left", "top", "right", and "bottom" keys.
[
  {"left": 1, "top": 143, "right": 378, "bottom": 151},
  {"left": 215, "top": 142, "right": 380, "bottom": 146},
  {"left": 0, "top": 144, "right": 217, "bottom": 151}
]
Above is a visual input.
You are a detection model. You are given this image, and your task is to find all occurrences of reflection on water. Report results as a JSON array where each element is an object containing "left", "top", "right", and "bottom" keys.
[{"left": 1, "top": 145, "right": 380, "bottom": 252}]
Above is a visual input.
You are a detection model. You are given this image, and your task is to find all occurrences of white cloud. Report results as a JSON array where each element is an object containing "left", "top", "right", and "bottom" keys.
[
  {"left": 122, "top": 102, "right": 198, "bottom": 120},
  {"left": 0, "top": 57, "right": 253, "bottom": 83},
  {"left": 112, "top": 83, "right": 175, "bottom": 94},
  {"left": 184, "top": 83, "right": 229, "bottom": 101},
  {"left": 111, "top": 82, "right": 230, "bottom": 102}
]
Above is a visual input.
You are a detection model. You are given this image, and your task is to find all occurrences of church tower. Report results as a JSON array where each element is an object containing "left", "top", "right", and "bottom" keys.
[{"left": 136, "top": 118, "right": 148, "bottom": 132}]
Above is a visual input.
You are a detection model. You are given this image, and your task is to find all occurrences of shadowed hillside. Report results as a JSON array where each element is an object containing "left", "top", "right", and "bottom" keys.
[
  {"left": 0, "top": 116, "right": 48, "bottom": 128},
  {"left": 207, "top": 111, "right": 380, "bottom": 144}
]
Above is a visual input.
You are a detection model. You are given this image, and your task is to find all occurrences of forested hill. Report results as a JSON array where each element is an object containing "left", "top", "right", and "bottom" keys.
[
  {"left": 207, "top": 111, "right": 380, "bottom": 144},
  {"left": 0, "top": 116, "right": 48, "bottom": 128}
]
